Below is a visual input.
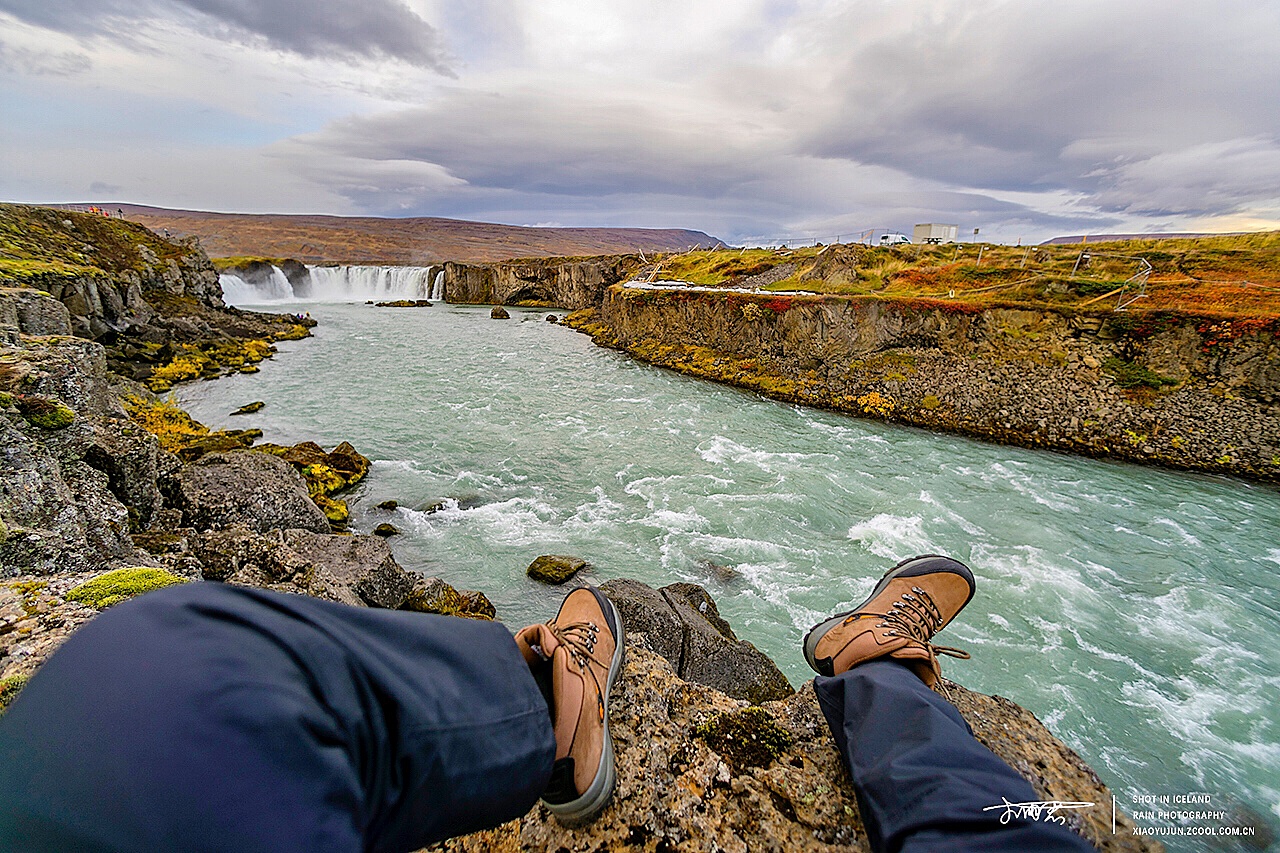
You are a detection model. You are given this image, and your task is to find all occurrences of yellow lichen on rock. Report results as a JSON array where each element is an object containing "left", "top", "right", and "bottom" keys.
[{"left": 65, "top": 567, "right": 188, "bottom": 610}]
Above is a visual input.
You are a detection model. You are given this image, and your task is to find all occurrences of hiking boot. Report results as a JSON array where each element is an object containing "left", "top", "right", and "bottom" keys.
[
  {"left": 514, "top": 586, "right": 625, "bottom": 825},
  {"left": 803, "top": 554, "right": 975, "bottom": 687}
]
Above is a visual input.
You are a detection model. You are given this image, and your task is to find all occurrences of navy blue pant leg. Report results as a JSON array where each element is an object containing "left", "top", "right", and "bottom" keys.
[
  {"left": 814, "top": 660, "right": 1094, "bottom": 853},
  {"left": 0, "top": 583, "right": 556, "bottom": 853}
]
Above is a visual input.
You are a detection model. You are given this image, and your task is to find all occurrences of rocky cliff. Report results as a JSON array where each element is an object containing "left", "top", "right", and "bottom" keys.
[
  {"left": 569, "top": 286, "right": 1280, "bottom": 482},
  {"left": 443, "top": 255, "right": 644, "bottom": 308},
  {"left": 1, "top": 204, "right": 224, "bottom": 340}
]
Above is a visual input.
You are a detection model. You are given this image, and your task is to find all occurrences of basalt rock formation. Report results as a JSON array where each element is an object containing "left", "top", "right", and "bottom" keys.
[
  {"left": 444, "top": 255, "right": 643, "bottom": 309},
  {"left": 568, "top": 286, "right": 1280, "bottom": 482}
]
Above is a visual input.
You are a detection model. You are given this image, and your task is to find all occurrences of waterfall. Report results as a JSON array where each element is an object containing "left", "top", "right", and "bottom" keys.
[
  {"left": 431, "top": 269, "right": 446, "bottom": 302},
  {"left": 219, "top": 268, "right": 294, "bottom": 303},
  {"left": 219, "top": 265, "right": 440, "bottom": 306}
]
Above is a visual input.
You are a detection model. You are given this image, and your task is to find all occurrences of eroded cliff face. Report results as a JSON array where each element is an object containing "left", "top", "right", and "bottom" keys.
[
  {"left": 443, "top": 256, "right": 643, "bottom": 308},
  {"left": 572, "top": 287, "right": 1280, "bottom": 482},
  {"left": 1, "top": 205, "right": 224, "bottom": 341}
]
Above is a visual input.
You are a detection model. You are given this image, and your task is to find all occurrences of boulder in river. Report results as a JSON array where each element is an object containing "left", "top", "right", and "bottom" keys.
[
  {"left": 490, "top": 306, "right": 510, "bottom": 319},
  {"left": 526, "top": 554, "right": 587, "bottom": 584},
  {"left": 230, "top": 401, "right": 264, "bottom": 416}
]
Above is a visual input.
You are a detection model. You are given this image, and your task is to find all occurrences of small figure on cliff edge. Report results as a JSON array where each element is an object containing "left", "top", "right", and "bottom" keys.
[{"left": 0, "top": 557, "right": 1092, "bottom": 851}]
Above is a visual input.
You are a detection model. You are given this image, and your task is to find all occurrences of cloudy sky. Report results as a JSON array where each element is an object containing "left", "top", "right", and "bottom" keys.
[{"left": 2, "top": 0, "right": 1278, "bottom": 244}]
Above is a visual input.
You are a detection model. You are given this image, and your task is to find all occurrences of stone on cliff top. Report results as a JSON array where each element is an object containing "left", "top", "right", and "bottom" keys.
[
  {"left": 0, "top": 287, "right": 72, "bottom": 338},
  {"left": 491, "top": 306, "right": 510, "bottom": 319},
  {"left": 526, "top": 554, "right": 587, "bottom": 584},
  {"left": 175, "top": 451, "right": 329, "bottom": 534},
  {"left": 280, "top": 529, "right": 412, "bottom": 609},
  {"left": 188, "top": 525, "right": 415, "bottom": 609},
  {"left": 600, "top": 578, "right": 794, "bottom": 704}
]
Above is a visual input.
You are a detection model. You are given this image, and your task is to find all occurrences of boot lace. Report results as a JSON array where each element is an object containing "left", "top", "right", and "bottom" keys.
[
  {"left": 847, "top": 585, "right": 970, "bottom": 667},
  {"left": 549, "top": 620, "right": 610, "bottom": 721}
]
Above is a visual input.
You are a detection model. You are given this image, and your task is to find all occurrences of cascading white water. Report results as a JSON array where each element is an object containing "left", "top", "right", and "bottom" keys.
[
  {"left": 219, "top": 268, "right": 295, "bottom": 303},
  {"left": 308, "top": 266, "right": 437, "bottom": 301},
  {"left": 219, "top": 265, "right": 440, "bottom": 305}
]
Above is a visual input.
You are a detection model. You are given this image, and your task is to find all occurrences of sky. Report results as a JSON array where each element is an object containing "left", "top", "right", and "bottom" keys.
[{"left": 2, "top": 0, "right": 1279, "bottom": 245}]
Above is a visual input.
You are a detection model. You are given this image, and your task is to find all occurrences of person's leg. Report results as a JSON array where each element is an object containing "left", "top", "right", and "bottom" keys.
[
  {"left": 0, "top": 582, "right": 557, "bottom": 853},
  {"left": 804, "top": 555, "right": 1093, "bottom": 852},
  {"left": 814, "top": 661, "right": 1093, "bottom": 852}
]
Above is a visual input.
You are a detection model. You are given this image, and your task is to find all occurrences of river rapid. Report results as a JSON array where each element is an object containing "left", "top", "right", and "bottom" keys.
[{"left": 181, "top": 300, "right": 1280, "bottom": 845}]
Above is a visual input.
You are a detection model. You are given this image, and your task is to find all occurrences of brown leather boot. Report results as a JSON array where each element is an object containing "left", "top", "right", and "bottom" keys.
[
  {"left": 514, "top": 586, "right": 625, "bottom": 825},
  {"left": 803, "top": 555, "right": 974, "bottom": 687}
]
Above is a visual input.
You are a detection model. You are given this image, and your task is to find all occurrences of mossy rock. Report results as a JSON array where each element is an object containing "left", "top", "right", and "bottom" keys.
[
  {"left": 694, "top": 706, "right": 794, "bottom": 770},
  {"left": 0, "top": 391, "right": 14, "bottom": 409},
  {"left": 314, "top": 494, "right": 349, "bottom": 528},
  {"left": 65, "top": 567, "right": 188, "bottom": 610},
  {"left": 230, "top": 401, "right": 265, "bottom": 416},
  {"left": 491, "top": 306, "right": 511, "bottom": 319},
  {"left": 457, "top": 589, "right": 496, "bottom": 620},
  {"left": 0, "top": 674, "right": 30, "bottom": 714},
  {"left": 173, "top": 430, "right": 260, "bottom": 462},
  {"left": 373, "top": 523, "right": 400, "bottom": 537},
  {"left": 526, "top": 554, "right": 587, "bottom": 584},
  {"left": 15, "top": 395, "right": 74, "bottom": 429},
  {"left": 302, "top": 463, "right": 347, "bottom": 497},
  {"left": 401, "top": 577, "right": 465, "bottom": 615}
]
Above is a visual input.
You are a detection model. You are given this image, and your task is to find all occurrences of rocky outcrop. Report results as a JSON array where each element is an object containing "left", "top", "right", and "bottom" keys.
[
  {"left": 444, "top": 255, "right": 643, "bottom": 308},
  {"left": 189, "top": 526, "right": 414, "bottom": 608},
  {"left": 1, "top": 205, "right": 226, "bottom": 339},
  {"left": 0, "top": 287, "right": 73, "bottom": 341},
  {"left": 174, "top": 452, "right": 331, "bottom": 534},
  {"left": 1, "top": 337, "right": 154, "bottom": 576},
  {"left": 601, "top": 579, "right": 794, "bottom": 704},
  {"left": 572, "top": 286, "right": 1280, "bottom": 482}
]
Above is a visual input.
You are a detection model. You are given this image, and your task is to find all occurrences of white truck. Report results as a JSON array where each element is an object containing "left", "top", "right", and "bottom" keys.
[{"left": 912, "top": 223, "right": 959, "bottom": 244}]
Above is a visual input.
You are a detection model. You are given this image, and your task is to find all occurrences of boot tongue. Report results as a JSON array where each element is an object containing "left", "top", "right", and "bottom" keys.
[
  {"left": 551, "top": 649, "right": 585, "bottom": 762},
  {"left": 514, "top": 623, "right": 562, "bottom": 665}
]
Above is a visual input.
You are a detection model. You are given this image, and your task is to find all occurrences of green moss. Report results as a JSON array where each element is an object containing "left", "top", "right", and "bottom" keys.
[
  {"left": 15, "top": 395, "right": 74, "bottom": 429},
  {"left": 694, "top": 706, "right": 793, "bottom": 769},
  {"left": 921, "top": 394, "right": 941, "bottom": 411},
  {"left": 1102, "top": 357, "right": 1179, "bottom": 389},
  {"left": 0, "top": 674, "right": 29, "bottom": 714},
  {"left": 66, "top": 567, "right": 188, "bottom": 610},
  {"left": 314, "top": 494, "right": 349, "bottom": 528},
  {"left": 0, "top": 391, "right": 12, "bottom": 409}
]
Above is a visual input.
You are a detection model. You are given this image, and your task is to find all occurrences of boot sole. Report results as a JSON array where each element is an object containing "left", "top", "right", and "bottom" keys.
[
  {"left": 802, "top": 554, "right": 974, "bottom": 676},
  {"left": 545, "top": 593, "right": 626, "bottom": 826}
]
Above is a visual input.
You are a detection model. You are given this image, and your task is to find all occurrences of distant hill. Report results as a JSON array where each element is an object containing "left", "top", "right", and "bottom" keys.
[
  {"left": 1041, "top": 232, "right": 1246, "bottom": 245},
  {"left": 56, "top": 204, "right": 723, "bottom": 265}
]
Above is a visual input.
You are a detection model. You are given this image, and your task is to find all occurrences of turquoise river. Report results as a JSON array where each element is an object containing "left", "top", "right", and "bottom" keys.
[{"left": 181, "top": 300, "right": 1280, "bottom": 849}]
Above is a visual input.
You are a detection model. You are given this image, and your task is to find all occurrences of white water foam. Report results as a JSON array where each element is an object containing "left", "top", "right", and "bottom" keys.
[{"left": 846, "top": 513, "right": 931, "bottom": 558}]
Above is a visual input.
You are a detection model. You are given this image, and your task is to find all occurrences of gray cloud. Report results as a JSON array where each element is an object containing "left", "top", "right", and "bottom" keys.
[
  {"left": 802, "top": 1, "right": 1280, "bottom": 214},
  {"left": 0, "top": 39, "right": 91, "bottom": 75},
  {"left": 0, "top": 0, "right": 451, "bottom": 70},
  {"left": 290, "top": 88, "right": 783, "bottom": 199}
]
